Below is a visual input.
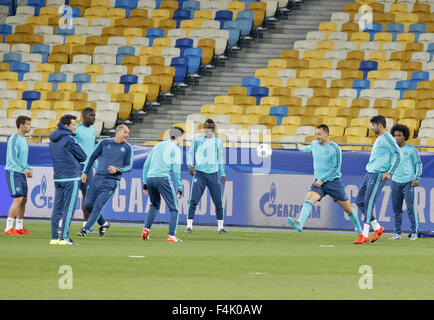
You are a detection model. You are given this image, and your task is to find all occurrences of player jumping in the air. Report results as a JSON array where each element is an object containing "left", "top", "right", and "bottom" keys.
[{"left": 287, "top": 124, "right": 363, "bottom": 237}]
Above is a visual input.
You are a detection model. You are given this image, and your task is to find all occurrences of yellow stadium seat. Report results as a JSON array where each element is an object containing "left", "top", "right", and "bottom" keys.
[
  {"left": 113, "top": 93, "right": 133, "bottom": 119},
  {"left": 373, "top": 32, "right": 393, "bottom": 49},
  {"left": 373, "top": 99, "right": 392, "bottom": 109},
  {"left": 350, "top": 118, "right": 370, "bottom": 127},
  {"left": 328, "top": 98, "right": 348, "bottom": 108},
  {"left": 194, "top": 10, "right": 213, "bottom": 22},
  {"left": 313, "top": 107, "right": 339, "bottom": 117},
  {"left": 7, "top": 100, "right": 27, "bottom": 118},
  {"left": 302, "top": 50, "right": 325, "bottom": 61},
  {"left": 107, "top": 8, "right": 126, "bottom": 25},
  {"left": 269, "top": 87, "right": 291, "bottom": 98},
  {"left": 351, "top": 32, "right": 370, "bottom": 50},
  {"left": 91, "top": 0, "right": 109, "bottom": 7},
  {"left": 318, "top": 22, "right": 337, "bottom": 39},
  {"left": 85, "top": 64, "right": 104, "bottom": 82},
  {"left": 228, "top": 86, "right": 247, "bottom": 97},
  {"left": 246, "top": 105, "right": 268, "bottom": 115},
  {"left": 129, "top": 84, "right": 148, "bottom": 111},
  {"left": 15, "top": 24, "right": 34, "bottom": 35},
  {"left": 57, "top": 82, "right": 76, "bottom": 94},
  {"left": 345, "top": 126, "right": 368, "bottom": 137},
  {"left": 249, "top": 2, "right": 266, "bottom": 27},
  {"left": 281, "top": 49, "right": 299, "bottom": 60},
  {"left": 398, "top": 118, "right": 419, "bottom": 131},
  {"left": 368, "top": 51, "right": 388, "bottom": 62},
  {"left": 123, "top": 28, "right": 143, "bottom": 45},
  {"left": 305, "top": 97, "right": 329, "bottom": 108},
  {"left": 197, "top": 38, "right": 215, "bottom": 65},
  {"left": 142, "top": 76, "right": 160, "bottom": 102},
  {"left": 396, "top": 32, "right": 415, "bottom": 46},
  {"left": 396, "top": 99, "right": 416, "bottom": 110}
]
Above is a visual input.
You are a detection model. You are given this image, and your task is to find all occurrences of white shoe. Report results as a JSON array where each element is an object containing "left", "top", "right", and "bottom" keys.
[
  {"left": 167, "top": 235, "right": 182, "bottom": 242},
  {"left": 410, "top": 233, "right": 418, "bottom": 241},
  {"left": 389, "top": 234, "right": 401, "bottom": 240}
]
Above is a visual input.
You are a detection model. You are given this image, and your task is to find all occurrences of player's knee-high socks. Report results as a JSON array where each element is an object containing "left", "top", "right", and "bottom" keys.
[
  {"left": 299, "top": 200, "right": 313, "bottom": 226},
  {"left": 348, "top": 208, "right": 362, "bottom": 233}
]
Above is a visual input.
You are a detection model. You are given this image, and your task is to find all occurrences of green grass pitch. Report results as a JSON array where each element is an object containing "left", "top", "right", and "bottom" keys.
[{"left": 1, "top": 220, "right": 433, "bottom": 300}]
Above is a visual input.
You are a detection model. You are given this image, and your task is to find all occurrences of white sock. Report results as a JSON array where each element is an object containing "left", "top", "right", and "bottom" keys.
[
  {"left": 83, "top": 221, "right": 87, "bottom": 227},
  {"left": 5, "top": 217, "right": 14, "bottom": 231},
  {"left": 187, "top": 219, "right": 193, "bottom": 229},
  {"left": 59, "top": 219, "right": 63, "bottom": 228},
  {"left": 371, "top": 219, "right": 381, "bottom": 231},
  {"left": 217, "top": 220, "right": 224, "bottom": 231},
  {"left": 362, "top": 223, "right": 370, "bottom": 238},
  {"left": 15, "top": 219, "right": 23, "bottom": 230}
]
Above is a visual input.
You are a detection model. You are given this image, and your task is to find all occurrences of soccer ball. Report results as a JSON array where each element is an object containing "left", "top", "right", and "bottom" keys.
[{"left": 256, "top": 144, "right": 272, "bottom": 159}]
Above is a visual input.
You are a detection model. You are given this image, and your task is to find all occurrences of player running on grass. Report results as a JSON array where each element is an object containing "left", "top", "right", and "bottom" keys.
[
  {"left": 353, "top": 115, "right": 402, "bottom": 244},
  {"left": 287, "top": 124, "right": 363, "bottom": 238},
  {"left": 141, "top": 127, "right": 184, "bottom": 242}
]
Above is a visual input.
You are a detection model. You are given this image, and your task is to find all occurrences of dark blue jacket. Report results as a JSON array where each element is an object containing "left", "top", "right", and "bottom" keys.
[{"left": 49, "top": 123, "right": 87, "bottom": 181}]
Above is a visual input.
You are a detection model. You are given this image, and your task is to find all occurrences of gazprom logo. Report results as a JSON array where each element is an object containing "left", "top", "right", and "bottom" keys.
[
  {"left": 31, "top": 175, "right": 54, "bottom": 209},
  {"left": 259, "top": 183, "right": 320, "bottom": 219}
]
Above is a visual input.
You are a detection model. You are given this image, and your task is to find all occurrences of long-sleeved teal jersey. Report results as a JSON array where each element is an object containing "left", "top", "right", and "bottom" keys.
[
  {"left": 142, "top": 140, "right": 183, "bottom": 191},
  {"left": 187, "top": 135, "right": 225, "bottom": 177},
  {"left": 300, "top": 140, "right": 342, "bottom": 182},
  {"left": 5, "top": 133, "right": 32, "bottom": 173},
  {"left": 392, "top": 144, "right": 423, "bottom": 183},
  {"left": 366, "top": 131, "right": 402, "bottom": 175},
  {"left": 74, "top": 123, "right": 96, "bottom": 166}
]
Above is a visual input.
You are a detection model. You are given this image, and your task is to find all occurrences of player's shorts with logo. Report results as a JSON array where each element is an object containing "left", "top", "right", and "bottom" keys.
[
  {"left": 5, "top": 170, "right": 28, "bottom": 198},
  {"left": 309, "top": 178, "right": 348, "bottom": 202}
]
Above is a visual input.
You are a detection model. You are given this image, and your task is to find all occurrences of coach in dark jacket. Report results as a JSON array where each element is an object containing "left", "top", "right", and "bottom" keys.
[{"left": 49, "top": 115, "right": 87, "bottom": 246}]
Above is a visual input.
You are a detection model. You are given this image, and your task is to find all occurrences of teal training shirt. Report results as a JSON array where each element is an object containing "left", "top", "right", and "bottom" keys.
[
  {"left": 300, "top": 140, "right": 342, "bottom": 182},
  {"left": 392, "top": 144, "right": 423, "bottom": 183},
  {"left": 5, "top": 133, "right": 32, "bottom": 173},
  {"left": 142, "top": 140, "right": 183, "bottom": 191},
  {"left": 75, "top": 123, "right": 96, "bottom": 166},
  {"left": 186, "top": 135, "right": 225, "bottom": 177},
  {"left": 366, "top": 131, "right": 402, "bottom": 175}
]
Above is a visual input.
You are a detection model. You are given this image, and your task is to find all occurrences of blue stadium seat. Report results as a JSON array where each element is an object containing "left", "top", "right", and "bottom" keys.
[
  {"left": 386, "top": 23, "right": 404, "bottom": 41},
  {"left": 364, "top": 23, "right": 382, "bottom": 41},
  {"left": 48, "top": 72, "right": 67, "bottom": 91},
  {"left": 408, "top": 24, "right": 427, "bottom": 42},
  {"left": 173, "top": 9, "right": 193, "bottom": 27},
  {"left": 120, "top": 74, "right": 137, "bottom": 92},
  {"left": 427, "top": 43, "right": 434, "bottom": 62},
  {"left": 3, "top": 52, "right": 21, "bottom": 64},
  {"left": 56, "top": 26, "right": 75, "bottom": 38},
  {"left": 269, "top": 106, "right": 288, "bottom": 125},
  {"left": 175, "top": 37, "right": 193, "bottom": 56},
  {"left": 183, "top": 47, "right": 202, "bottom": 74},
  {"left": 250, "top": 86, "right": 269, "bottom": 105},
  {"left": 170, "top": 57, "right": 188, "bottom": 82},
  {"left": 182, "top": 0, "right": 200, "bottom": 13},
  {"left": 155, "top": 0, "right": 162, "bottom": 9},
  {"left": 10, "top": 62, "right": 30, "bottom": 81},
  {"left": 71, "top": 6, "right": 81, "bottom": 17},
  {"left": 27, "top": 0, "right": 45, "bottom": 15},
  {"left": 146, "top": 28, "right": 164, "bottom": 46},
  {"left": 359, "top": 61, "right": 378, "bottom": 80},
  {"left": 32, "top": 44, "right": 50, "bottom": 63},
  {"left": 224, "top": 20, "right": 241, "bottom": 47},
  {"left": 0, "top": 24, "right": 12, "bottom": 43},
  {"left": 411, "top": 71, "right": 429, "bottom": 82},
  {"left": 241, "top": 77, "right": 260, "bottom": 95},
  {"left": 395, "top": 80, "right": 417, "bottom": 99},
  {"left": 22, "top": 91, "right": 41, "bottom": 109},
  {"left": 115, "top": 0, "right": 138, "bottom": 17},
  {"left": 352, "top": 79, "right": 371, "bottom": 98},
  {"left": 73, "top": 73, "right": 91, "bottom": 92},
  {"left": 236, "top": 10, "right": 254, "bottom": 37},
  {"left": 116, "top": 46, "right": 135, "bottom": 65},
  {"left": 215, "top": 10, "right": 233, "bottom": 29}
]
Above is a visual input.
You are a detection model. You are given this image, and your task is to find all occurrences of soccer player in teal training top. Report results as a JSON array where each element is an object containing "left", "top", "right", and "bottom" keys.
[
  {"left": 74, "top": 107, "right": 98, "bottom": 232},
  {"left": 142, "top": 127, "right": 184, "bottom": 242},
  {"left": 186, "top": 119, "right": 227, "bottom": 234},
  {"left": 287, "top": 124, "right": 362, "bottom": 238},
  {"left": 354, "top": 115, "right": 402, "bottom": 244},
  {"left": 79, "top": 124, "right": 133, "bottom": 237},
  {"left": 389, "top": 124, "right": 422, "bottom": 241},
  {"left": 4, "top": 116, "right": 33, "bottom": 235}
]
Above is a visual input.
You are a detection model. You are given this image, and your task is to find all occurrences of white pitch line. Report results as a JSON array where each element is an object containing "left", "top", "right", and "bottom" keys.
[
  {"left": 128, "top": 256, "right": 145, "bottom": 258},
  {"left": 320, "top": 245, "right": 335, "bottom": 247}
]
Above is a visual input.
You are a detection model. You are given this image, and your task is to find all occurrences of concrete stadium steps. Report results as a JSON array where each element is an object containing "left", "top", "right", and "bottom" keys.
[{"left": 130, "top": 0, "right": 353, "bottom": 140}]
